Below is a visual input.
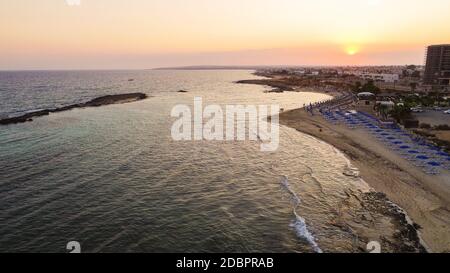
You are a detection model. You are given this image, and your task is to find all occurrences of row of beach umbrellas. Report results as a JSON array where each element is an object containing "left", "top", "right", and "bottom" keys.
[{"left": 320, "top": 109, "right": 449, "bottom": 175}]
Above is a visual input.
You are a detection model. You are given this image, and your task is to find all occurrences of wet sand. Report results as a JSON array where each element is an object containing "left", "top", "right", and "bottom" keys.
[{"left": 279, "top": 108, "right": 450, "bottom": 252}]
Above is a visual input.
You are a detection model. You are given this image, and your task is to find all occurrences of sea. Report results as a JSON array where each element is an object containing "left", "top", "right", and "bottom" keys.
[{"left": 0, "top": 70, "right": 377, "bottom": 253}]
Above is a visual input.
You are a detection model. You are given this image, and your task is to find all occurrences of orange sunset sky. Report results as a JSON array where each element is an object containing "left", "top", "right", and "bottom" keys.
[{"left": 1, "top": 0, "right": 450, "bottom": 70}]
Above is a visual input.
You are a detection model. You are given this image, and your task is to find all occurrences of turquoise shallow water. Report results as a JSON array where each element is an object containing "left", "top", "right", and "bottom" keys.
[{"left": 0, "top": 70, "right": 370, "bottom": 253}]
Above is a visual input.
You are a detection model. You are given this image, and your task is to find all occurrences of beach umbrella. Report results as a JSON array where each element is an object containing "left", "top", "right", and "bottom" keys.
[
  {"left": 392, "top": 141, "right": 403, "bottom": 144},
  {"left": 408, "top": 150, "right": 419, "bottom": 154},
  {"left": 387, "top": 137, "right": 396, "bottom": 140},
  {"left": 427, "top": 162, "right": 441, "bottom": 167},
  {"left": 416, "top": 155, "right": 429, "bottom": 160},
  {"left": 381, "top": 133, "right": 390, "bottom": 136},
  {"left": 426, "top": 149, "right": 441, "bottom": 154},
  {"left": 400, "top": 145, "right": 411, "bottom": 149}
]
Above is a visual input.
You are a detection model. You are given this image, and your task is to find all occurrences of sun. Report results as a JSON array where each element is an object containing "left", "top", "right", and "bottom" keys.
[{"left": 346, "top": 46, "right": 359, "bottom": 56}]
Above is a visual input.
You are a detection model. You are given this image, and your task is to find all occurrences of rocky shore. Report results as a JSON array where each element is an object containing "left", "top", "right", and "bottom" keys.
[
  {"left": 236, "top": 79, "right": 295, "bottom": 92},
  {"left": 240, "top": 72, "right": 448, "bottom": 252},
  {"left": 278, "top": 107, "right": 450, "bottom": 252},
  {"left": 0, "top": 93, "right": 148, "bottom": 125},
  {"left": 236, "top": 74, "right": 347, "bottom": 95},
  {"left": 337, "top": 189, "right": 427, "bottom": 253}
]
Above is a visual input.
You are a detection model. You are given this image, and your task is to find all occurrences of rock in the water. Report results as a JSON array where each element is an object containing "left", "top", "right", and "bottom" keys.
[{"left": 0, "top": 93, "right": 148, "bottom": 126}]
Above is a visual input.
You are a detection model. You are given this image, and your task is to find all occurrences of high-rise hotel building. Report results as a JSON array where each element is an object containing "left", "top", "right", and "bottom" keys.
[{"left": 424, "top": 44, "right": 450, "bottom": 87}]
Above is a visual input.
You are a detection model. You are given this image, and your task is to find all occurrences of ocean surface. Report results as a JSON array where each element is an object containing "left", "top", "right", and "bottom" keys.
[{"left": 0, "top": 70, "right": 371, "bottom": 253}]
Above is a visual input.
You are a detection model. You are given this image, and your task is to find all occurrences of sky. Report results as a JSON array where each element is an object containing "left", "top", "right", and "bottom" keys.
[{"left": 1, "top": 0, "right": 450, "bottom": 70}]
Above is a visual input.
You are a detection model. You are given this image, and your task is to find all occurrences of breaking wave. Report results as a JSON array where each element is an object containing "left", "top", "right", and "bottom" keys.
[{"left": 281, "top": 176, "right": 323, "bottom": 253}]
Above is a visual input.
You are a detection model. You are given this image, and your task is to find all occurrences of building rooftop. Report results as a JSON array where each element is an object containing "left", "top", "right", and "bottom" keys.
[{"left": 428, "top": 44, "right": 450, "bottom": 47}]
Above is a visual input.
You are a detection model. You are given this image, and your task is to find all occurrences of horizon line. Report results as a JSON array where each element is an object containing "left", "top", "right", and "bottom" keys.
[{"left": 0, "top": 64, "right": 424, "bottom": 72}]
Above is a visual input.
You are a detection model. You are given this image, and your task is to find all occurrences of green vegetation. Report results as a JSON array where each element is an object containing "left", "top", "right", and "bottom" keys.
[
  {"left": 352, "top": 80, "right": 381, "bottom": 95},
  {"left": 352, "top": 81, "right": 362, "bottom": 93},
  {"left": 389, "top": 104, "right": 412, "bottom": 123},
  {"left": 403, "top": 94, "right": 449, "bottom": 107}
]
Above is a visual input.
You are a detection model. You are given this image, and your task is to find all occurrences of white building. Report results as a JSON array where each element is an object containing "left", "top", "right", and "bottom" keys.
[
  {"left": 292, "top": 70, "right": 306, "bottom": 75},
  {"left": 348, "top": 72, "right": 399, "bottom": 83}
]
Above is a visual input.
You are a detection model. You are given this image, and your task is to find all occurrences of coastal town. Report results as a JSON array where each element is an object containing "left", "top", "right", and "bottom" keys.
[
  {"left": 239, "top": 45, "right": 450, "bottom": 154},
  {"left": 3, "top": 0, "right": 450, "bottom": 259},
  {"left": 237, "top": 44, "right": 450, "bottom": 252}
]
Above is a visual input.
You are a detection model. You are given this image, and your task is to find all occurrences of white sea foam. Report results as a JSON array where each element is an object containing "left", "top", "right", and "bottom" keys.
[
  {"left": 281, "top": 175, "right": 301, "bottom": 206},
  {"left": 281, "top": 176, "right": 323, "bottom": 253},
  {"left": 291, "top": 213, "right": 323, "bottom": 253}
]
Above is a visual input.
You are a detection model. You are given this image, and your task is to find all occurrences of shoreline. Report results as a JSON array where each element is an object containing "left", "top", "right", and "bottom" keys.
[
  {"left": 240, "top": 72, "right": 449, "bottom": 252},
  {"left": 278, "top": 107, "right": 450, "bottom": 252},
  {"left": 235, "top": 73, "right": 345, "bottom": 98}
]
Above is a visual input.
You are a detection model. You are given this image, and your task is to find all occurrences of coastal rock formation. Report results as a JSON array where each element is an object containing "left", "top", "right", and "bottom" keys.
[
  {"left": 0, "top": 93, "right": 148, "bottom": 126},
  {"left": 345, "top": 190, "right": 427, "bottom": 253},
  {"left": 236, "top": 79, "right": 295, "bottom": 92},
  {"left": 280, "top": 107, "right": 449, "bottom": 252}
]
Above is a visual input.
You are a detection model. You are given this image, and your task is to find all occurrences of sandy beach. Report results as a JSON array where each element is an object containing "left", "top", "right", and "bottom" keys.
[{"left": 279, "top": 107, "right": 450, "bottom": 252}]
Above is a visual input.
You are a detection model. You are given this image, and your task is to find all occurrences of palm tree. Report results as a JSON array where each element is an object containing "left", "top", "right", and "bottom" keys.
[{"left": 379, "top": 104, "right": 389, "bottom": 120}]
